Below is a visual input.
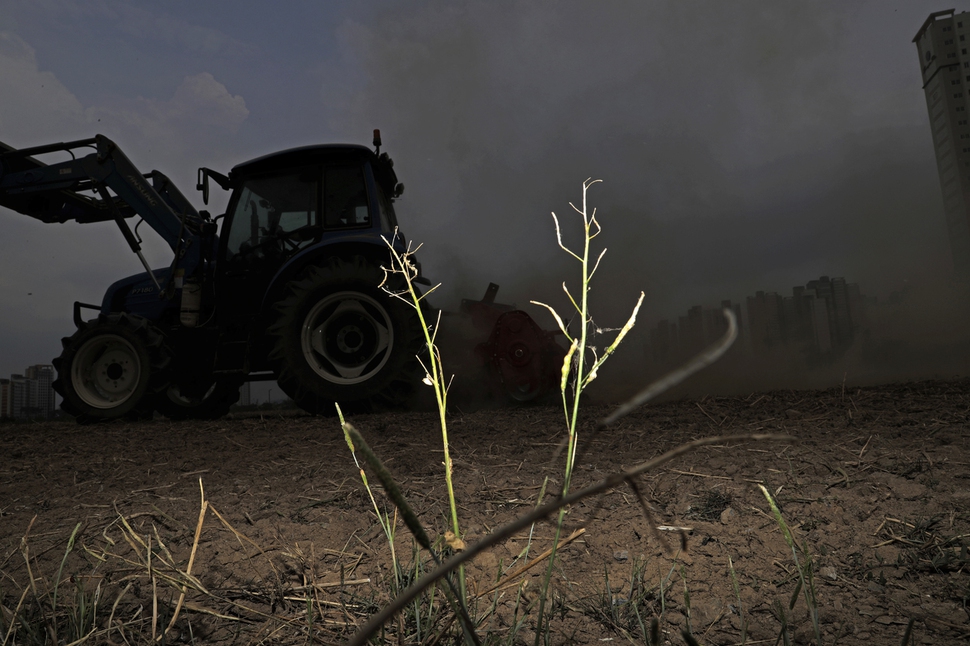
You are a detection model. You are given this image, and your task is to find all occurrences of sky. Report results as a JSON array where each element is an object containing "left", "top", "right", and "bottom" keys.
[{"left": 0, "top": 0, "right": 961, "bottom": 398}]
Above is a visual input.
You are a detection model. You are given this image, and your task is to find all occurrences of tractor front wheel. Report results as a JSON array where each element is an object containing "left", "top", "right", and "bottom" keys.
[
  {"left": 267, "top": 256, "right": 424, "bottom": 414},
  {"left": 53, "top": 313, "right": 169, "bottom": 423}
]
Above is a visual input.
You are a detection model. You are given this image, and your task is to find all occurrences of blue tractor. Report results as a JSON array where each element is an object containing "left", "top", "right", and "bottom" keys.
[
  {"left": 0, "top": 131, "right": 433, "bottom": 421},
  {"left": 0, "top": 132, "right": 565, "bottom": 422}
]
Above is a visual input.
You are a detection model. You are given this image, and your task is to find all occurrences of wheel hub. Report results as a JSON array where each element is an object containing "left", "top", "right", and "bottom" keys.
[
  {"left": 302, "top": 292, "right": 393, "bottom": 384},
  {"left": 336, "top": 325, "right": 365, "bottom": 353},
  {"left": 105, "top": 362, "right": 124, "bottom": 381}
]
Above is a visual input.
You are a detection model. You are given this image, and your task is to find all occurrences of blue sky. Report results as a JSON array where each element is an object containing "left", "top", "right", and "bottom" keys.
[{"left": 0, "top": 0, "right": 957, "bottom": 390}]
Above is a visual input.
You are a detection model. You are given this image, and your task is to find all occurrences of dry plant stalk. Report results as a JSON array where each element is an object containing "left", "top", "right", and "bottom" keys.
[
  {"left": 160, "top": 478, "right": 208, "bottom": 642},
  {"left": 529, "top": 178, "right": 644, "bottom": 640}
]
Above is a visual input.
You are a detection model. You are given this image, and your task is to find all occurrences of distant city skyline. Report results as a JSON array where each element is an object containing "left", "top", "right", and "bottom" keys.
[
  {"left": 1, "top": 364, "right": 55, "bottom": 419},
  {"left": 647, "top": 275, "right": 867, "bottom": 369}
]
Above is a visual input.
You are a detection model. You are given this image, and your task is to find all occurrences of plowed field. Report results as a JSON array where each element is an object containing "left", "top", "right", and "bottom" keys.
[{"left": 2, "top": 380, "right": 969, "bottom": 644}]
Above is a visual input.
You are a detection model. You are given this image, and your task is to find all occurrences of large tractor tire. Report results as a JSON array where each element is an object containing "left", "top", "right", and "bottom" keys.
[
  {"left": 155, "top": 378, "right": 243, "bottom": 420},
  {"left": 267, "top": 256, "right": 424, "bottom": 414},
  {"left": 52, "top": 313, "right": 169, "bottom": 423}
]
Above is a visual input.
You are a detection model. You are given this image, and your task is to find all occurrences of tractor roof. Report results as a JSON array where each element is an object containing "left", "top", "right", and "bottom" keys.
[
  {"left": 230, "top": 144, "right": 375, "bottom": 178},
  {"left": 229, "top": 143, "right": 399, "bottom": 194}
]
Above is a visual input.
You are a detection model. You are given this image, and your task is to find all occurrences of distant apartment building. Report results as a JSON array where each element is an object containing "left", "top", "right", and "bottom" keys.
[
  {"left": 0, "top": 379, "right": 10, "bottom": 418},
  {"left": 24, "top": 365, "right": 55, "bottom": 418},
  {"left": 5, "top": 374, "right": 27, "bottom": 419},
  {"left": 914, "top": 9, "right": 970, "bottom": 277}
]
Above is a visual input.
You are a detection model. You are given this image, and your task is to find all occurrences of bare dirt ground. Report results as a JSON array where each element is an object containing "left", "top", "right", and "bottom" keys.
[{"left": 2, "top": 379, "right": 969, "bottom": 645}]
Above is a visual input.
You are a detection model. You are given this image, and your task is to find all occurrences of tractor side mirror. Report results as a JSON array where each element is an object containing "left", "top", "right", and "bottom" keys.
[
  {"left": 197, "top": 167, "right": 231, "bottom": 202},
  {"left": 394, "top": 182, "right": 404, "bottom": 198},
  {"left": 196, "top": 168, "right": 210, "bottom": 205}
]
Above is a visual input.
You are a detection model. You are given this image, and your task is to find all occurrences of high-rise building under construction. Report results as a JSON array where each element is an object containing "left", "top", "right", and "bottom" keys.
[{"left": 915, "top": 9, "right": 970, "bottom": 277}]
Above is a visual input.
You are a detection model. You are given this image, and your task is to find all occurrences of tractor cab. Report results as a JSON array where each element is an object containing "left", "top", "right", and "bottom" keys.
[
  {"left": 200, "top": 141, "right": 411, "bottom": 378},
  {"left": 218, "top": 144, "right": 401, "bottom": 273}
]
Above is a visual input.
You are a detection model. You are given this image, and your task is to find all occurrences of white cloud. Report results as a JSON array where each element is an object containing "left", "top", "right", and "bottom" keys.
[
  {"left": 83, "top": 72, "right": 250, "bottom": 146},
  {"left": 0, "top": 31, "right": 249, "bottom": 149},
  {"left": 168, "top": 72, "right": 249, "bottom": 129},
  {"left": 0, "top": 32, "right": 86, "bottom": 143}
]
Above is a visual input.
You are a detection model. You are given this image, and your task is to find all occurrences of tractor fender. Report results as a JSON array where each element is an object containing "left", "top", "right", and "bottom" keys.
[{"left": 258, "top": 236, "right": 394, "bottom": 322}]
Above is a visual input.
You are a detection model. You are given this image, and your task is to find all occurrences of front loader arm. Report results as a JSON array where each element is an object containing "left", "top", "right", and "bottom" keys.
[
  {"left": 0, "top": 137, "right": 136, "bottom": 225},
  {"left": 0, "top": 135, "right": 207, "bottom": 288},
  {"left": 0, "top": 135, "right": 195, "bottom": 249}
]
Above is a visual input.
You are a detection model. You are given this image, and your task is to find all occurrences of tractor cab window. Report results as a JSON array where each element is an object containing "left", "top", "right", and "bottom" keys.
[
  {"left": 225, "top": 170, "right": 319, "bottom": 264},
  {"left": 324, "top": 165, "right": 370, "bottom": 229}
]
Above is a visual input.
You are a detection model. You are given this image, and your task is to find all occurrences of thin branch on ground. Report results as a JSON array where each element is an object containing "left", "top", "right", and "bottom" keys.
[{"left": 345, "top": 431, "right": 793, "bottom": 646}]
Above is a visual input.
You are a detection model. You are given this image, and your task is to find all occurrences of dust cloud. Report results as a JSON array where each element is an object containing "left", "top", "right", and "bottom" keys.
[{"left": 321, "top": 1, "right": 966, "bottom": 399}]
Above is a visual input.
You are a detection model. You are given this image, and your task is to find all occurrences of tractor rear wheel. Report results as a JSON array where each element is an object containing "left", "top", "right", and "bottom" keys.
[
  {"left": 53, "top": 313, "right": 169, "bottom": 423},
  {"left": 155, "top": 378, "right": 243, "bottom": 420},
  {"left": 267, "top": 256, "right": 424, "bottom": 414}
]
